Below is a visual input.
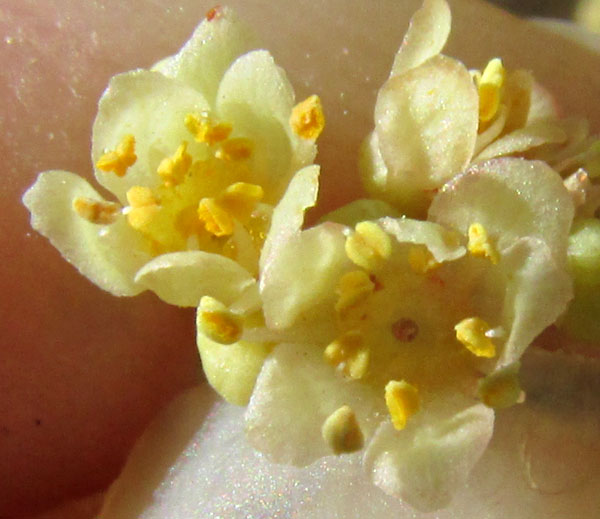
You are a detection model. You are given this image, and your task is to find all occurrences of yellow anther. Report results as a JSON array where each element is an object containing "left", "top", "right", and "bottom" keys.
[
  {"left": 477, "top": 362, "right": 523, "bottom": 409},
  {"left": 321, "top": 405, "right": 364, "bottom": 455},
  {"left": 125, "top": 186, "right": 160, "bottom": 230},
  {"left": 215, "top": 138, "right": 254, "bottom": 161},
  {"left": 408, "top": 246, "right": 441, "bottom": 274},
  {"left": 198, "top": 296, "right": 243, "bottom": 345},
  {"left": 468, "top": 223, "right": 500, "bottom": 264},
  {"left": 478, "top": 58, "right": 505, "bottom": 123},
  {"left": 324, "top": 331, "right": 370, "bottom": 380},
  {"left": 72, "top": 197, "right": 121, "bottom": 225},
  {"left": 157, "top": 142, "right": 192, "bottom": 186},
  {"left": 335, "top": 270, "right": 375, "bottom": 322},
  {"left": 217, "top": 182, "right": 264, "bottom": 218},
  {"left": 96, "top": 134, "right": 137, "bottom": 177},
  {"left": 185, "top": 113, "right": 232, "bottom": 145},
  {"left": 385, "top": 380, "right": 420, "bottom": 431},
  {"left": 345, "top": 221, "right": 392, "bottom": 272},
  {"left": 197, "top": 198, "right": 235, "bottom": 237},
  {"left": 290, "top": 94, "right": 325, "bottom": 140},
  {"left": 455, "top": 317, "right": 497, "bottom": 358}
]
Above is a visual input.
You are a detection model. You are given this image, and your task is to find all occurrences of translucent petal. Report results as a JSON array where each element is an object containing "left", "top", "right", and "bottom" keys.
[
  {"left": 197, "top": 332, "right": 271, "bottom": 407},
  {"left": 216, "top": 50, "right": 297, "bottom": 200},
  {"left": 359, "top": 131, "right": 396, "bottom": 208},
  {"left": 475, "top": 120, "right": 567, "bottom": 162},
  {"left": 261, "top": 223, "right": 350, "bottom": 333},
  {"left": 363, "top": 395, "right": 494, "bottom": 511},
  {"left": 375, "top": 55, "right": 478, "bottom": 214},
  {"left": 321, "top": 199, "right": 401, "bottom": 226},
  {"left": 390, "top": 0, "right": 451, "bottom": 77},
  {"left": 381, "top": 217, "right": 466, "bottom": 262},
  {"left": 245, "top": 343, "right": 384, "bottom": 466},
  {"left": 92, "top": 70, "right": 209, "bottom": 203},
  {"left": 260, "top": 165, "right": 320, "bottom": 273},
  {"left": 527, "top": 81, "right": 559, "bottom": 123},
  {"left": 152, "top": 6, "right": 258, "bottom": 105},
  {"left": 22, "top": 170, "right": 149, "bottom": 296},
  {"left": 429, "top": 158, "right": 574, "bottom": 263},
  {"left": 134, "top": 251, "right": 256, "bottom": 307}
]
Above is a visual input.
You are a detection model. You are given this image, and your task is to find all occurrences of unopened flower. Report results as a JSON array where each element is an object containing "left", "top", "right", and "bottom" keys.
[
  {"left": 360, "top": 0, "right": 600, "bottom": 217},
  {"left": 23, "top": 6, "right": 324, "bottom": 309}
]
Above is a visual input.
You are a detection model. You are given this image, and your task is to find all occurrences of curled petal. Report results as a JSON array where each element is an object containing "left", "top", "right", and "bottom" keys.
[
  {"left": 22, "top": 171, "right": 149, "bottom": 296},
  {"left": 363, "top": 395, "right": 494, "bottom": 511},
  {"left": 134, "top": 251, "right": 256, "bottom": 307}
]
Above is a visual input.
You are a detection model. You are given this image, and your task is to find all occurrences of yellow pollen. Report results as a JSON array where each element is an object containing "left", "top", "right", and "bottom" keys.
[
  {"left": 335, "top": 270, "right": 375, "bottom": 323},
  {"left": 477, "top": 362, "right": 523, "bottom": 409},
  {"left": 157, "top": 142, "right": 192, "bottom": 186},
  {"left": 478, "top": 58, "right": 505, "bottom": 123},
  {"left": 197, "top": 198, "right": 235, "bottom": 237},
  {"left": 125, "top": 186, "right": 160, "bottom": 230},
  {"left": 385, "top": 380, "right": 420, "bottom": 431},
  {"left": 96, "top": 134, "right": 137, "bottom": 177},
  {"left": 215, "top": 138, "right": 254, "bottom": 162},
  {"left": 468, "top": 223, "right": 500, "bottom": 264},
  {"left": 217, "top": 182, "right": 264, "bottom": 219},
  {"left": 321, "top": 405, "right": 364, "bottom": 455},
  {"left": 72, "top": 197, "right": 121, "bottom": 225},
  {"left": 324, "top": 331, "right": 370, "bottom": 380},
  {"left": 455, "top": 317, "right": 497, "bottom": 358},
  {"left": 345, "top": 221, "right": 392, "bottom": 272},
  {"left": 185, "top": 113, "right": 232, "bottom": 145},
  {"left": 198, "top": 296, "right": 243, "bottom": 345},
  {"left": 408, "top": 246, "right": 441, "bottom": 274},
  {"left": 290, "top": 94, "right": 325, "bottom": 140}
]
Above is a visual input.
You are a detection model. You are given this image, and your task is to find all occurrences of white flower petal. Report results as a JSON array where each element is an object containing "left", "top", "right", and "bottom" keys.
[
  {"left": 134, "top": 251, "right": 255, "bottom": 307},
  {"left": 363, "top": 394, "right": 494, "bottom": 511},
  {"left": 321, "top": 199, "right": 401, "bottom": 226},
  {"left": 22, "top": 170, "right": 149, "bottom": 296},
  {"left": 245, "top": 342, "right": 384, "bottom": 466},
  {"left": 261, "top": 223, "right": 350, "bottom": 333},
  {"left": 153, "top": 6, "right": 258, "bottom": 105},
  {"left": 475, "top": 120, "right": 567, "bottom": 162},
  {"left": 216, "top": 50, "right": 299, "bottom": 199},
  {"left": 374, "top": 55, "right": 478, "bottom": 214},
  {"left": 498, "top": 238, "right": 573, "bottom": 365},
  {"left": 527, "top": 81, "right": 560, "bottom": 123},
  {"left": 429, "top": 158, "right": 574, "bottom": 263},
  {"left": 92, "top": 70, "right": 209, "bottom": 203},
  {"left": 260, "top": 164, "right": 320, "bottom": 273},
  {"left": 390, "top": 0, "right": 451, "bottom": 77}
]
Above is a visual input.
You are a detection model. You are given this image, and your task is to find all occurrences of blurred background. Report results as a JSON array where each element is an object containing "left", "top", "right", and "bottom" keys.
[{"left": 491, "top": 0, "right": 600, "bottom": 33}]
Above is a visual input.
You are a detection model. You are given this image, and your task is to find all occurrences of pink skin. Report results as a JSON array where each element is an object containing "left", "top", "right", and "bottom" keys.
[{"left": 1, "top": 0, "right": 599, "bottom": 516}]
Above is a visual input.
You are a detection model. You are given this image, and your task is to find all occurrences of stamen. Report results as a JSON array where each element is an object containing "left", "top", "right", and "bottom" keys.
[
  {"left": 215, "top": 138, "right": 254, "bottom": 161},
  {"left": 455, "top": 317, "right": 497, "bottom": 358},
  {"left": 197, "top": 296, "right": 243, "bottom": 345},
  {"left": 218, "top": 182, "right": 264, "bottom": 219},
  {"left": 324, "top": 331, "right": 370, "bottom": 380},
  {"left": 185, "top": 113, "right": 232, "bottom": 145},
  {"left": 322, "top": 405, "right": 364, "bottom": 455},
  {"left": 385, "top": 380, "right": 420, "bottom": 431},
  {"left": 478, "top": 58, "right": 505, "bottom": 123},
  {"left": 157, "top": 142, "right": 192, "bottom": 186},
  {"left": 125, "top": 186, "right": 160, "bottom": 230},
  {"left": 345, "top": 221, "right": 392, "bottom": 272},
  {"left": 391, "top": 318, "right": 419, "bottom": 342},
  {"left": 477, "top": 362, "right": 523, "bottom": 409},
  {"left": 408, "top": 246, "right": 440, "bottom": 274},
  {"left": 72, "top": 197, "right": 121, "bottom": 225},
  {"left": 335, "top": 270, "right": 375, "bottom": 323},
  {"left": 290, "top": 94, "right": 325, "bottom": 140},
  {"left": 468, "top": 223, "right": 500, "bottom": 264},
  {"left": 197, "top": 198, "right": 234, "bottom": 237},
  {"left": 96, "top": 134, "right": 137, "bottom": 177}
]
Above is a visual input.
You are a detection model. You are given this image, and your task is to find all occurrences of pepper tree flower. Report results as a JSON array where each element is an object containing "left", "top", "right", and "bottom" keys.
[
  {"left": 22, "top": 6, "right": 324, "bottom": 309},
  {"left": 360, "top": 0, "right": 600, "bottom": 217},
  {"left": 199, "top": 156, "right": 574, "bottom": 512}
]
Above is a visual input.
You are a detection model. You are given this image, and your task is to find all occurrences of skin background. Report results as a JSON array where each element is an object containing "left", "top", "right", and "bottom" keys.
[{"left": 1, "top": 0, "right": 599, "bottom": 517}]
